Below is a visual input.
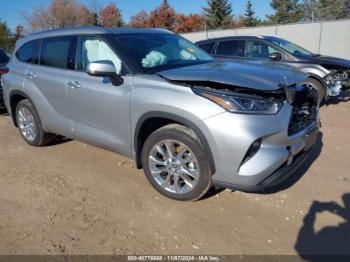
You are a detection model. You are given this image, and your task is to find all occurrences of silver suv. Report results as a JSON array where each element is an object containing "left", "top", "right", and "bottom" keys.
[{"left": 2, "top": 27, "right": 319, "bottom": 201}]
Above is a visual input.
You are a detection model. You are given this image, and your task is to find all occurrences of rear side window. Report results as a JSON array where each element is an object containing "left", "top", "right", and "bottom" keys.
[
  {"left": 0, "top": 50, "right": 10, "bottom": 64},
  {"left": 198, "top": 42, "right": 215, "bottom": 53},
  {"left": 216, "top": 40, "right": 245, "bottom": 57},
  {"left": 40, "top": 37, "right": 73, "bottom": 69},
  {"left": 16, "top": 40, "right": 40, "bottom": 64}
]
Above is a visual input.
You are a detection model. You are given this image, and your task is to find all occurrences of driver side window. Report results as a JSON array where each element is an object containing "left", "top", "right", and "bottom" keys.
[
  {"left": 76, "top": 36, "right": 122, "bottom": 74},
  {"left": 245, "top": 40, "right": 278, "bottom": 59}
]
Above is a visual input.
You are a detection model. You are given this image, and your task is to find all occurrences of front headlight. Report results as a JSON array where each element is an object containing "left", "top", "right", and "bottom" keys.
[{"left": 194, "top": 89, "right": 283, "bottom": 115}]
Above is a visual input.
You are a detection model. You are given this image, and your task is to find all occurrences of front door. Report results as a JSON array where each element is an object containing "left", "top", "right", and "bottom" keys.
[{"left": 67, "top": 36, "right": 133, "bottom": 157}]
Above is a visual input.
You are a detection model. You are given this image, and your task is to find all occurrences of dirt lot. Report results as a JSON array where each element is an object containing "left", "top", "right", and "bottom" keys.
[{"left": 0, "top": 100, "right": 349, "bottom": 256}]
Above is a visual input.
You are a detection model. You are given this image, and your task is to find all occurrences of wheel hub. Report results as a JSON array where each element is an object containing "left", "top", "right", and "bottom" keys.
[{"left": 148, "top": 139, "right": 200, "bottom": 194}]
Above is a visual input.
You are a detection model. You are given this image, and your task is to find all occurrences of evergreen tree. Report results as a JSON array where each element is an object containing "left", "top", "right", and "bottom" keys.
[
  {"left": 267, "top": 0, "right": 303, "bottom": 24},
  {"left": 0, "top": 21, "right": 14, "bottom": 50},
  {"left": 244, "top": 0, "right": 259, "bottom": 27},
  {"left": 313, "top": 0, "right": 349, "bottom": 20},
  {"left": 203, "top": 0, "right": 233, "bottom": 29}
]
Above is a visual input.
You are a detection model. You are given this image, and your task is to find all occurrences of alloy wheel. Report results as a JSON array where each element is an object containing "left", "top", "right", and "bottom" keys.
[{"left": 148, "top": 139, "right": 200, "bottom": 194}]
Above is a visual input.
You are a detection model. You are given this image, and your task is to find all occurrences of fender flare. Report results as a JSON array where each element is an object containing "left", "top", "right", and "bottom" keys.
[{"left": 134, "top": 111, "right": 216, "bottom": 174}]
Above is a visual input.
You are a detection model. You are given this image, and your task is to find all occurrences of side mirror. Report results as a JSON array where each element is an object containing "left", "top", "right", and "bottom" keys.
[
  {"left": 86, "top": 61, "right": 124, "bottom": 86},
  {"left": 269, "top": 52, "right": 282, "bottom": 61}
]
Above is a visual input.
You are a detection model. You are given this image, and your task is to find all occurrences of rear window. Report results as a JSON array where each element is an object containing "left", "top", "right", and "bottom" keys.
[
  {"left": 198, "top": 42, "right": 215, "bottom": 53},
  {"left": 16, "top": 40, "right": 40, "bottom": 64},
  {"left": 40, "top": 37, "right": 72, "bottom": 69},
  {"left": 216, "top": 40, "right": 245, "bottom": 57},
  {"left": 0, "top": 50, "right": 10, "bottom": 64}
]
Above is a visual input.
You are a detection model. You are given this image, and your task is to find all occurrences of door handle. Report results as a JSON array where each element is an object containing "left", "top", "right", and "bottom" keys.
[
  {"left": 25, "top": 72, "right": 37, "bottom": 79},
  {"left": 67, "top": 81, "right": 81, "bottom": 89}
]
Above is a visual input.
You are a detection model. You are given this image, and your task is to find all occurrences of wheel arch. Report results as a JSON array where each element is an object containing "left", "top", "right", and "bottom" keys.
[
  {"left": 134, "top": 112, "right": 216, "bottom": 174},
  {"left": 8, "top": 90, "right": 36, "bottom": 127},
  {"left": 307, "top": 73, "right": 328, "bottom": 101}
]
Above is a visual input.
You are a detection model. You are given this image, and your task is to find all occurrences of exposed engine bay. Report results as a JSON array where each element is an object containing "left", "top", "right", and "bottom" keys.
[
  {"left": 325, "top": 69, "right": 350, "bottom": 97},
  {"left": 167, "top": 78, "right": 319, "bottom": 137},
  {"left": 288, "top": 85, "right": 319, "bottom": 135}
]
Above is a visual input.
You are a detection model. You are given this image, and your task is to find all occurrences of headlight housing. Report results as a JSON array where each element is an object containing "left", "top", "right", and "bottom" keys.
[{"left": 194, "top": 88, "right": 284, "bottom": 115}]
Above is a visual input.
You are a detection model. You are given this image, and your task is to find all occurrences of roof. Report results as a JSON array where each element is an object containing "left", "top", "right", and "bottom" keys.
[
  {"left": 196, "top": 35, "right": 279, "bottom": 43},
  {"left": 16, "top": 26, "right": 173, "bottom": 49}
]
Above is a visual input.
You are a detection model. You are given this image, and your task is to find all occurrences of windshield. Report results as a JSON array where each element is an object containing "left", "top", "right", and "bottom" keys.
[
  {"left": 112, "top": 33, "right": 214, "bottom": 73},
  {"left": 265, "top": 37, "right": 314, "bottom": 58},
  {"left": 0, "top": 50, "right": 10, "bottom": 64}
]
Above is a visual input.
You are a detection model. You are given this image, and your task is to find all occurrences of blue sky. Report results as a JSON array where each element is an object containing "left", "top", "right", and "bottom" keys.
[{"left": 0, "top": 0, "right": 273, "bottom": 31}]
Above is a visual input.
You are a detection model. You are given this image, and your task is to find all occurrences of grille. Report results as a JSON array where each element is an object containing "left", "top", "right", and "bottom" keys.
[{"left": 288, "top": 86, "right": 318, "bottom": 136}]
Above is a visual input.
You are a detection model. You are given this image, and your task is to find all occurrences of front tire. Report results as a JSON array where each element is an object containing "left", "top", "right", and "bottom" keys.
[
  {"left": 141, "top": 124, "right": 212, "bottom": 201},
  {"left": 304, "top": 78, "right": 325, "bottom": 106},
  {"left": 15, "top": 99, "right": 53, "bottom": 146}
]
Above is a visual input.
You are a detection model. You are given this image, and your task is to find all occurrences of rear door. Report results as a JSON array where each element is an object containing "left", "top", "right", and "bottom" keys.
[
  {"left": 25, "top": 36, "right": 75, "bottom": 137},
  {"left": 66, "top": 35, "right": 133, "bottom": 157},
  {"left": 214, "top": 39, "right": 246, "bottom": 62}
]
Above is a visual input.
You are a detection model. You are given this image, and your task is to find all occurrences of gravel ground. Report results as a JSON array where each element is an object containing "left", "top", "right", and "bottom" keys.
[{"left": 0, "top": 100, "right": 349, "bottom": 256}]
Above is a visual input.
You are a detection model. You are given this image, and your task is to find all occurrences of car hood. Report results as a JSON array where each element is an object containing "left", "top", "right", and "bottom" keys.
[
  {"left": 158, "top": 61, "right": 308, "bottom": 91},
  {"left": 302, "top": 55, "right": 350, "bottom": 68}
]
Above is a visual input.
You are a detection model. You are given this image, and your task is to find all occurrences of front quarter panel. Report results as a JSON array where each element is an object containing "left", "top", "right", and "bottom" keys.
[{"left": 130, "top": 74, "right": 225, "bottom": 156}]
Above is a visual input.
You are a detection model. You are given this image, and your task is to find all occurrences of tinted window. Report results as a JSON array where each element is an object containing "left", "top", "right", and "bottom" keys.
[
  {"left": 40, "top": 37, "right": 73, "bottom": 69},
  {"left": 198, "top": 42, "right": 215, "bottom": 53},
  {"left": 245, "top": 40, "right": 278, "bottom": 59},
  {"left": 216, "top": 40, "right": 245, "bottom": 57},
  {"left": 76, "top": 36, "right": 122, "bottom": 74},
  {"left": 16, "top": 40, "right": 40, "bottom": 64},
  {"left": 0, "top": 50, "right": 10, "bottom": 64}
]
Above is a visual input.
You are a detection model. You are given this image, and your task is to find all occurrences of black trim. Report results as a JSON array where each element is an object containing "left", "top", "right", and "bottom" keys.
[
  {"left": 8, "top": 90, "right": 35, "bottom": 126},
  {"left": 213, "top": 151, "right": 308, "bottom": 192},
  {"left": 134, "top": 111, "right": 216, "bottom": 173},
  {"left": 0, "top": 87, "right": 5, "bottom": 109}
]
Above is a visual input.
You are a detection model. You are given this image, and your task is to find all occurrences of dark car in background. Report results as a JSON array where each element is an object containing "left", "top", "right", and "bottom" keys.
[
  {"left": 196, "top": 35, "right": 350, "bottom": 104},
  {"left": 0, "top": 48, "right": 10, "bottom": 109}
]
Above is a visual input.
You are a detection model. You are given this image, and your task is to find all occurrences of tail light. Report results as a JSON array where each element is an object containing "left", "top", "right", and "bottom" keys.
[{"left": 0, "top": 67, "right": 9, "bottom": 75}]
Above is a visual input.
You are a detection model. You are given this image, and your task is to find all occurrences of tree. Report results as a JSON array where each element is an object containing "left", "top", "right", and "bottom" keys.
[
  {"left": 78, "top": 5, "right": 97, "bottom": 26},
  {"left": 0, "top": 21, "right": 13, "bottom": 50},
  {"left": 22, "top": 6, "right": 54, "bottom": 31},
  {"left": 267, "top": 0, "right": 303, "bottom": 24},
  {"left": 245, "top": 0, "right": 259, "bottom": 27},
  {"left": 313, "top": 0, "right": 349, "bottom": 20},
  {"left": 99, "top": 2, "right": 124, "bottom": 27},
  {"left": 129, "top": 10, "right": 150, "bottom": 28},
  {"left": 14, "top": 25, "right": 25, "bottom": 40},
  {"left": 129, "top": 4, "right": 205, "bottom": 34},
  {"left": 147, "top": 0, "right": 176, "bottom": 29},
  {"left": 172, "top": 13, "right": 206, "bottom": 33},
  {"left": 22, "top": 0, "right": 100, "bottom": 32},
  {"left": 234, "top": 15, "right": 247, "bottom": 28},
  {"left": 203, "top": 0, "right": 233, "bottom": 29}
]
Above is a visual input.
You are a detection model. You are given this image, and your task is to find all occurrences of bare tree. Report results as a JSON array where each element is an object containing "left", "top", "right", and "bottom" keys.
[{"left": 22, "top": 0, "right": 97, "bottom": 32}]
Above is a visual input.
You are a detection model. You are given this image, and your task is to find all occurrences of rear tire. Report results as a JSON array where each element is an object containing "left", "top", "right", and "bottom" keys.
[
  {"left": 15, "top": 99, "right": 54, "bottom": 146},
  {"left": 141, "top": 124, "right": 212, "bottom": 201}
]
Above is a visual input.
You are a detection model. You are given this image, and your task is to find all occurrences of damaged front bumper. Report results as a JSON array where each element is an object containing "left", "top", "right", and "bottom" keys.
[{"left": 200, "top": 102, "right": 319, "bottom": 192}]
